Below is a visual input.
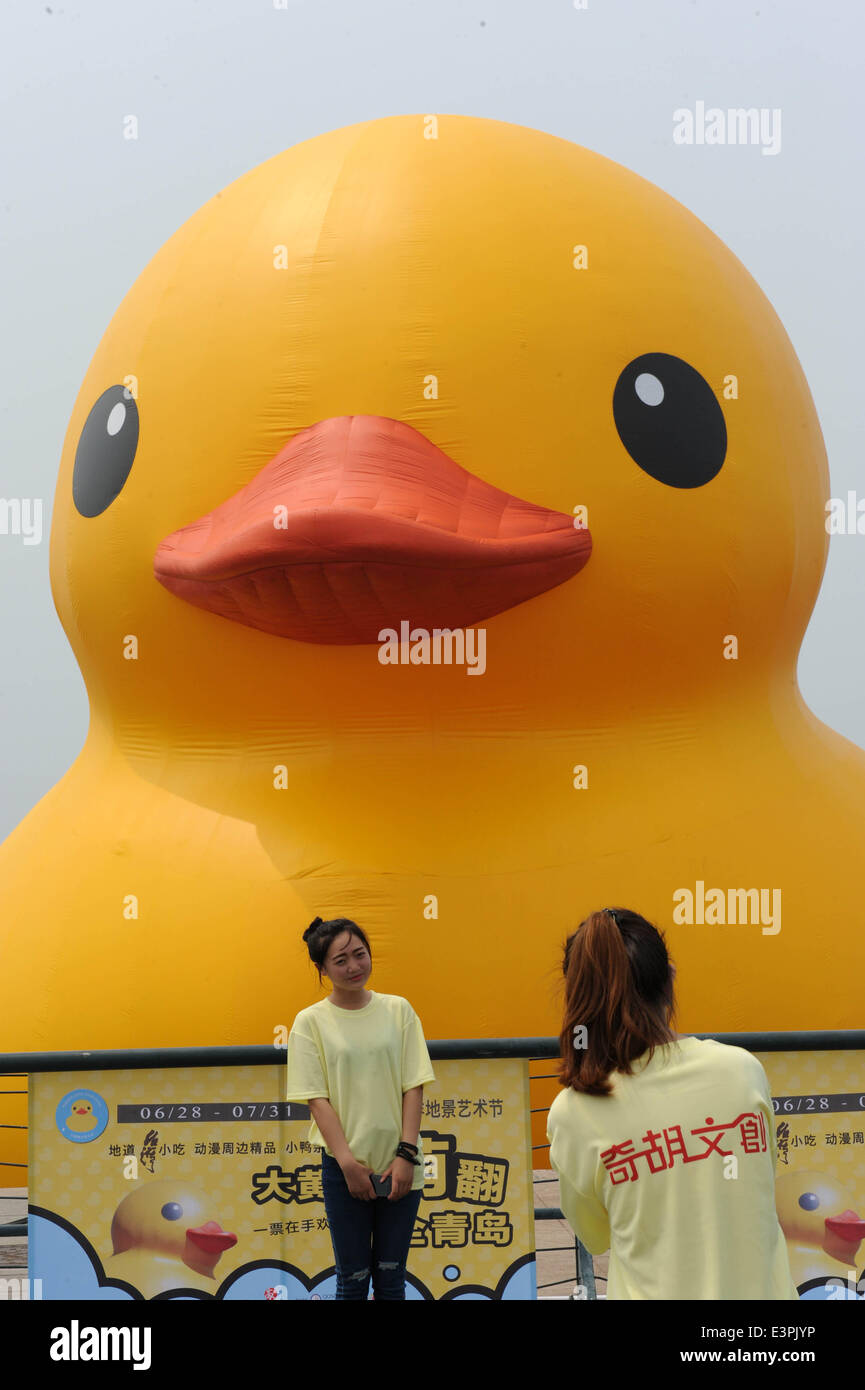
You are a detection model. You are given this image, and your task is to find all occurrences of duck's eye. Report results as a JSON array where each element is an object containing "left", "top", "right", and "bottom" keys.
[
  {"left": 798, "top": 1192, "right": 820, "bottom": 1211},
  {"left": 72, "top": 384, "right": 139, "bottom": 517},
  {"left": 613, "top": 353, "right": 726, "bottom": 488},
  {"left": 161, "top": 1202, "right": 183, "bottom": 1221}
]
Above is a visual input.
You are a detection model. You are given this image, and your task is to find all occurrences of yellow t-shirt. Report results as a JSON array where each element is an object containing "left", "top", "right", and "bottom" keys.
[
  {"left": 285, "top": 991, "right": 435, "bottom": 1191},
  {"left": 547, "top": 1035, "right": 799, "bottom": 1300}
]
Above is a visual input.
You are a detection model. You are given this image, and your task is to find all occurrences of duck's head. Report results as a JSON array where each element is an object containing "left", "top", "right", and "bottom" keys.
[
  {"left": 51, "top": 115, "right": 827, "bottom": 738},
  {"left": 110, "top": 1179, "right": 237, "bottom": 1275},
  {"left": 776, "top": 1172, "right": 865, "bottom": 1264}
]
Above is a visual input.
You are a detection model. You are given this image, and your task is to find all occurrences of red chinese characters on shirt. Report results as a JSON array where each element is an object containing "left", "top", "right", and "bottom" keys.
[{"left": 601, "top": 1112, "right": 767, "bottom": 1184}]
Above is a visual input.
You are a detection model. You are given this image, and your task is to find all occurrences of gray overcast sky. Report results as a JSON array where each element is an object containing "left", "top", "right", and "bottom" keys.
[{"left": 1, "top": 0, "right": 863, "bottom": 839}]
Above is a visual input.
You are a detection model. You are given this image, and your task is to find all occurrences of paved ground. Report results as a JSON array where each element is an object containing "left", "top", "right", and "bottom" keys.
[
  {"left": 532, "top": 1169, "right": 608, "bottom": 1298},
  {"left": 0, "top": 1189, "right": 27, "bottom": 1276},
  {"left": 1, "top": 1179, "right": 608, "bottom": 1297}
]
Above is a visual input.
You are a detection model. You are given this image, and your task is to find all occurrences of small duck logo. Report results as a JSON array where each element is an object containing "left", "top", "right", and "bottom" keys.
[
  {"left": 66, "top": 1099, "right": 96, "bottom": 1132},
  {"left": 56, "top": 1089, "right": 108, "bottom": 1144}
]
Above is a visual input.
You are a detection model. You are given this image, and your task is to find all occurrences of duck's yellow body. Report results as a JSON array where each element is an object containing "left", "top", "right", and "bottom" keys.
[
  {"left": 101, "top": 1250, "right": 218, "bottom": 1301},
  {"left": 1, "top": 116, "right": 862, "bottom": 1176}
]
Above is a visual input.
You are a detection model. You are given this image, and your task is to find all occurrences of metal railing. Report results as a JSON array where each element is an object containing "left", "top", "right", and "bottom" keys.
[{"left": 2, "top": 1030, "right": 863, "bottom": 1297}]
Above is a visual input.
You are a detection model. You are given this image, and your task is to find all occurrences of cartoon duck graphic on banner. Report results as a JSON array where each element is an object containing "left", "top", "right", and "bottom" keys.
[
  {"left": 102, "top": 1180, "right": 238, "bottom": 1299},
  {"left": 65, "top": 1099, "right": 98, "bottom": 1134},
  {"left": 775, "top": 1171, "right": 865, "bottom": 1298}
]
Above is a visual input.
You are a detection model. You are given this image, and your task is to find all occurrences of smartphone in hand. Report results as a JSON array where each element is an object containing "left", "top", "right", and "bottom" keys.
[{"left": 370, "top": 1172, "right": 392, "bottom": 1197}]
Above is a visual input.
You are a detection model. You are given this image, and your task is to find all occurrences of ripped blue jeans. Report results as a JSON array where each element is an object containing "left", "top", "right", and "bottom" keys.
[{"left": 320, "top": 1152, "right": 423, "bottom": 1300}]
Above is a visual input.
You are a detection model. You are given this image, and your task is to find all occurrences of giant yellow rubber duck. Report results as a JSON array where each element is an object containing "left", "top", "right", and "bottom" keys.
[
  {"left": 1, "top": 115, "right": 862, "bottom": 1176},
  {"left": 775, "top": 1171, "right": 865, "bottom": 1293},
  {"left": 102, "top": 1179, "right": 237, "bottom": 1298}
]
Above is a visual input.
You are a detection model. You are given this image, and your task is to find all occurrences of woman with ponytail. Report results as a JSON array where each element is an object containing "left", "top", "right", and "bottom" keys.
[
  {"left": 547, "top": 907, "right": 797, "bottom": 1300},
  {"left": 284, "top": 915, "right": 435, "bottom": 1300}
]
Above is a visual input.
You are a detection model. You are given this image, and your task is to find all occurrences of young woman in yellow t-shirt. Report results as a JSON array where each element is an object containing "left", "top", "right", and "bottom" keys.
[
  {"left": 547, "top": 907, "right": 797, "bottom": 1299},
  {"left": 285, "top": 915, "right": 435, "bottom": 1300}
]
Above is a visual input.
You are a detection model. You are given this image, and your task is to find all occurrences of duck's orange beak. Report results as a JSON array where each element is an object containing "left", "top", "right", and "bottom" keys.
[
  {"left": 186, "top": 1220, "right": 237, "bottom": 1255},
  {"left": 153, "top": 415, "right": 592, "bottom": 644},
  {"left": 825, "top": 1209, "right": 865, "bottom": 1245}
]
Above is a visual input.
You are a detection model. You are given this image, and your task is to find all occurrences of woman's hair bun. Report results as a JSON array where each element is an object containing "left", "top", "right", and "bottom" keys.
[{"left": 303, "top": 916, "right": 324, "bottom": 942}]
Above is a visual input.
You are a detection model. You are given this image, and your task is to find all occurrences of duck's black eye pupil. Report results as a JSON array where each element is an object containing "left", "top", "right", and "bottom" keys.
[
  {"left": 161, "top": 1202, "right": 183, "bottom": 1221},
  {"left": 72, "top": 384, "right": 139, "bottom": 517},
  {"left": 613, "top": 352, "right": 726, "bottom": 488}
]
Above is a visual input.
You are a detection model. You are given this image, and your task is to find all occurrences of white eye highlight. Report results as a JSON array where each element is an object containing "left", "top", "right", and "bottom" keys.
[
  {"left": 635, "top": 373, "right": 664, "bottom": 407},
  {"left": 106, "top": 402, "right": 127, "bottom": 436}
]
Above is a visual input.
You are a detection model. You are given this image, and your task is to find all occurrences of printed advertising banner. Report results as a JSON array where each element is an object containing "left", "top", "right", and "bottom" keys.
[
  {"left": 756, "top": 1050, "right": 865, "bottom": 1300},
  {"left": 28, "top": 1058, "right": 536, "bottom": 1300}
]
